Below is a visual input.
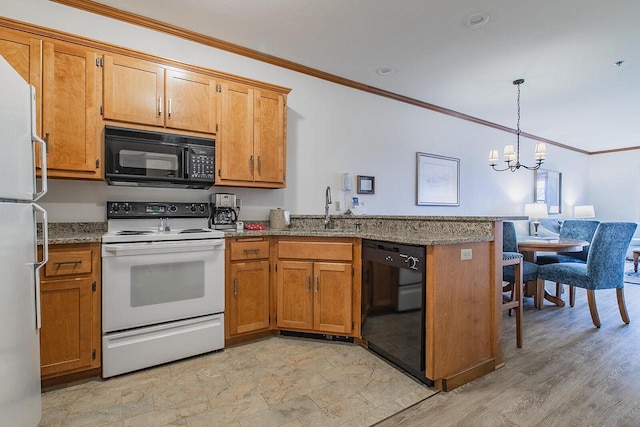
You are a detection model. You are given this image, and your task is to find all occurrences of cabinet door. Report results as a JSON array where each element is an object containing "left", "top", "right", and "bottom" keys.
[
  {"left": 228, "top": 261, "right": 270, "bottom": 336},
  {"left": 40, "top": 277, "right": 94, "bottom": 376},
  {"left": 165, "top": 69, "right": 216, "bottom": 134},
  {"left": 42, "top": 41, "right": 101, "bottom": 178},
  {"left": 254, "top": 89, "right": 285, "bottom": 185},
  {"left": 0, "top": 27, "right": 42, "bottom": 133},
  {"left": 277, "top": 261, "right": 313, "bottom": 330},
  {"left": 314, "top": 262, "right": 353, "bottom": 334},
  {"left": 103, "top": 54, "right": 165, "bottom": 127},
  {"left": 218, "top": 81, "right": 254, "bottom": 182}
]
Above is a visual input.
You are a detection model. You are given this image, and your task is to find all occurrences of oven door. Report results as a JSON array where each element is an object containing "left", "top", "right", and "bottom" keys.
[{"left": 102, "top": 239, "right": 224, "bottom": 332}]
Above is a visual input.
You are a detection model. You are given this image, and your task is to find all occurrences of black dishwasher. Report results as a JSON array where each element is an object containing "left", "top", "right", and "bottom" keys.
[{"left": 361, "top": 239, "right": 431, "bottom": 386}]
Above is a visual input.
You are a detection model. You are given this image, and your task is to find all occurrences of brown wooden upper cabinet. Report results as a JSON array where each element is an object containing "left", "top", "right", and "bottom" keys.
[
  {"left": 0, "top": 27, "right": 42, "bottom": 135},
  {"left": 217, "top": 81, "right": 286, "bottom": 188},
  {"left": 102, "top": 54, "right": 217, "bottom": 135},
  {"left": 41, "top": 41, "right": 102, "bottom": 179}
]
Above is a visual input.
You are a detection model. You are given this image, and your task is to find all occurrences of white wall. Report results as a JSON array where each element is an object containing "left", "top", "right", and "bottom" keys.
[
  {"left": 3, "top": 0, "right": 591, "bottom": 222},
  {"left": 589, "top": 151, "right": 640, "bottom": 223}
]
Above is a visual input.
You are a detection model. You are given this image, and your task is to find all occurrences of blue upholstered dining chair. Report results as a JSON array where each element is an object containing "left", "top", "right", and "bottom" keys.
[
  {"left": 502, "top": 222, "right": 538, "bottom": 347},
  {"left": 503, "top": 221, "right": 539, "bottom": 284},
  {"left": 536, "top": 222, "right": 637, "bottom": 328},
  {"left": 536, "top": 220, "right": 600, "bottom": 264},
  {"left": 536, "top": 219, "right": 600, "bottom": 301}
]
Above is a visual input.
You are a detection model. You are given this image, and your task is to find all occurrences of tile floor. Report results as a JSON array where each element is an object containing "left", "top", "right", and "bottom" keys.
[{"left": 39, "top": 336, "right": 437, "bottom": 426}]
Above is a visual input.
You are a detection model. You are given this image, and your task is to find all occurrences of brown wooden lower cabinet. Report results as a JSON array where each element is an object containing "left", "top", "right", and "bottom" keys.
[
  {"left": 39, "top": 242, "right": 101, "bottom": 385},
  {"left": 276, "top": 239, "right": 355, "bottom": 335},
  {"left": 226, "top": 237, "right": 272, "bottom": 339}
]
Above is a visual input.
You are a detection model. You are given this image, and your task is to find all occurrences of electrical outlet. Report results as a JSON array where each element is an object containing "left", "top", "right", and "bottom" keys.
[
  {"left": 461, "top": 248, "right": 472, "bottom": 260},
  {"left": 335, "top": 201, "right": 341, "bottom": 211}
]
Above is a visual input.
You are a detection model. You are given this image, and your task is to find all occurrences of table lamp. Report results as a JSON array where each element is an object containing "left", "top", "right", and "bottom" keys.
[
  {"left": 574, "top": 205, "right": 595, "bottom": 219},
  {"left": 524, "top": 203, "right": 549, "bottom": 237}
]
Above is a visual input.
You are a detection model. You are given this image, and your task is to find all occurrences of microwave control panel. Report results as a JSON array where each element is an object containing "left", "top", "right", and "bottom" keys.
[{"left": 189, "top": 146, "right": 215, "bottom": 180}]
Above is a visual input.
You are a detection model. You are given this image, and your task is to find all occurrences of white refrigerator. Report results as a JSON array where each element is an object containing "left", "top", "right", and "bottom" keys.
[{"left": 0, "top": 55, "right": 48, "bottom": 426}]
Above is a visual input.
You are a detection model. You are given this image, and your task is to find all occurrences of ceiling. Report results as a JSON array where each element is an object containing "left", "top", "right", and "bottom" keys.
[{"left": 86, "top": 0, "right": 639, "bottom": 154}]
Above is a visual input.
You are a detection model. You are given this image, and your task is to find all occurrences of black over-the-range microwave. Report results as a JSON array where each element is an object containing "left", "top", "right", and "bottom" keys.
[{"left": 104, "top": 126, "right": 215, "bottom": 189}]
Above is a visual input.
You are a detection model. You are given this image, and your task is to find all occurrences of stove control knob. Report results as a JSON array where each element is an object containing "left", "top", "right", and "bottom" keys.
[
  {"left": 190, "top": 204, "right": 197, "bottom": 212},
  {"left": 123, "top": 204, "right": 131, "bottom": 212},
  {"left": 168, "top": 205, "right": 178, "bottom": 213},
  {"left": 111, "top": 203, "right": 120, "bottom": 212},
  {"left": 199, "top": 204, "right": 206, "bottom": 212}
]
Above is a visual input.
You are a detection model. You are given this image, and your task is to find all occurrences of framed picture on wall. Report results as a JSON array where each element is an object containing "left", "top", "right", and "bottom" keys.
[
  {"left": 534, "top": 169, "right": 562, "bottom": 214},
  {"left": 357, "top": 175, "right": 375, "bottom": 194},
  {"left": 416, "top": 152, "right": 460, "bottom": 206}
]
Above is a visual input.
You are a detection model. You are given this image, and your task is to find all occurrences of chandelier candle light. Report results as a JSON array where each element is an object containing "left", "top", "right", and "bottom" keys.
[{"left": 489, "top": 79, "right": 547, "bottom": 171}]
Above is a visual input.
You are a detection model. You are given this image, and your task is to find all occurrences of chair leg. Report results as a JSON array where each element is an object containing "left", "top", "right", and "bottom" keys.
[
  {"left": 555, "top": 282, "right": 563, "bottom": 298},
  {"left": 569, "top": 285, "right": 575, "bottom": 307},
  {"left": 617, "top": 288, "right": 630, "bottom": 324},
  {"left": 535, "top": 278, "right": 545, "bottom": 310},
  {"left": 515, "top": 261, "right": 523, "bottom": 348},
  {"left": 586, "top": 290, "right": 601, "bottom": 328}
]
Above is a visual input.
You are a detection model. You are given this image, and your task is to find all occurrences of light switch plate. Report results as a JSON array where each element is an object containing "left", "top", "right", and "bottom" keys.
[{"left": 461, "top": 248, "right": 472, "bottom": 260}]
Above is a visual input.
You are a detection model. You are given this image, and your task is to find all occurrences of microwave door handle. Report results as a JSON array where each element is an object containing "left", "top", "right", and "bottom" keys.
[{"left": 183, "top": 147, "right": 189, "bottom": 179}]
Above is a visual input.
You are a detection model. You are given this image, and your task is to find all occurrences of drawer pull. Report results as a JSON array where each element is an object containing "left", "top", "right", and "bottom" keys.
[
  {"left": 314, "top": 275, "right": 318, "bottom": 293},
  {"left": 53, "top": 260, "right": 83, "bottom": 266},
  {"left": 243, "top": 248, "right": 260, "bottom": 255},
  {"left": 306, "top": 276, "right": 310, "bottom": 292},
  {"left": 233, "top": 278, "right": 238, "bottom": 296}
]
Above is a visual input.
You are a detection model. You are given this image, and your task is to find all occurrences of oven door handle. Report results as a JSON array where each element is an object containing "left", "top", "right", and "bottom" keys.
[{"left": 103, "top": 239, "right": 224, "bottom": 256}]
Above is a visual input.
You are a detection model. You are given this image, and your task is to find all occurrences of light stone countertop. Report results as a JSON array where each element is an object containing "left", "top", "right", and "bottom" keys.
[
  {"left": 42, "top": 215, "right": 526, "bottom": 246},
  {"left": 39, "top": 222, "right": 107, "bottom": 245}
]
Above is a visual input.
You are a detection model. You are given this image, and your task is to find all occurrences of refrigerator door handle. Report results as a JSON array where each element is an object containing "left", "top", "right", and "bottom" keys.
[
  {"left": 32, "top": 203, "right": 48, "bottom": 330},
  {"left": 31, "top": 86, "right": 47, "bottom": 201},
  {"left": 32, "top": 134, "right": 47, "bottom": 202}
]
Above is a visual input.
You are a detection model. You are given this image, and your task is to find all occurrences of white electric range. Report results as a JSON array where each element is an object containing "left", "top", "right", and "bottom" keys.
[{"left": 101, "top": 201, "right": 225, "bottom": 378}]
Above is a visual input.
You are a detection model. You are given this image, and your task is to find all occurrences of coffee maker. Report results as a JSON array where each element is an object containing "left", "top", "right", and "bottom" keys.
[{"left": 209, "top": 193, "right": 241, "bottom": 229}]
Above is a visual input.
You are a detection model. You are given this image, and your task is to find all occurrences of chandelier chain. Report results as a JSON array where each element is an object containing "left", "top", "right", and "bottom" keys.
[{"left": 516, "top": 81, "right": 521, "bottom": 161}]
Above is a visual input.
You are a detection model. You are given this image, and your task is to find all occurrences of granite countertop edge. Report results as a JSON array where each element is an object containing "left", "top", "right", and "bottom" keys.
[
  {"left": 43, "top": 215, "right": 518, "bottom": 245},
  {"left": 223, "top": 229, "right": 492, "bottom": 245}
]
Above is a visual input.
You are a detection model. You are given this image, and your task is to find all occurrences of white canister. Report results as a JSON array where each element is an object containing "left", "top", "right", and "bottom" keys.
[
  {"left": 236, "top": 221, "right": 244, "bottom": 232},
  {"left": 269, "top": 209, "right": 290, "bottom": 229}
]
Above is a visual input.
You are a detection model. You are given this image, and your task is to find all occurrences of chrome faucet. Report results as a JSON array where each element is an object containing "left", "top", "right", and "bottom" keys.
[{"left": 324, "top": 186, "right": 332, "bottom": 228}]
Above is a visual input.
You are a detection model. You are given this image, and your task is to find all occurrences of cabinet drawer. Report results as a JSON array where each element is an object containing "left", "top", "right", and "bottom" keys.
[
  {"left": 44, "top": 250, "right": 93, "bottom": 278},
  {"left": 278, "top": 241, "right": 353, "bottom": 261},
  {"left": 229, "top": 240, "right": 270, "bottom": 261}
]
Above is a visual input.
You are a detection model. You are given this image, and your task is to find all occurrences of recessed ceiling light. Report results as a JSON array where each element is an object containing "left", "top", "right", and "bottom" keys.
[
  {"left": 465, "top": 12, "right": 490, "bottom": 28},
  {"left": 376, "top": 66, "right": 395, "bottom": 76}
]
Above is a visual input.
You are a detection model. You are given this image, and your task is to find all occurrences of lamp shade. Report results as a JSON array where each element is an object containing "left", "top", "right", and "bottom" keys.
[
  {"left": 574, "top": 205, "right": 595, "bottom": 219},
  {"left": 524, "top": 203, "right": 548, "bottom": 219}
]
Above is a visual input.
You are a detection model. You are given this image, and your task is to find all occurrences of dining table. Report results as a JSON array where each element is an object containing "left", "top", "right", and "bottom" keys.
[{"left": 517, "top": 238, "right": 590, "bottom": 308}]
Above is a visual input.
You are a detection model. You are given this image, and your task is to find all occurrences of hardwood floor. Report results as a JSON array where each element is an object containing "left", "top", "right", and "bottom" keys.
[{"left": 379, "top": 283, "right": 640, "bottom": 426}]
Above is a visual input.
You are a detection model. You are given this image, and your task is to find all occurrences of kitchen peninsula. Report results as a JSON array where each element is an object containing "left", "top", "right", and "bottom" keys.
[{"left": 45, "top": 215, "right": 521, "bottom": 391}]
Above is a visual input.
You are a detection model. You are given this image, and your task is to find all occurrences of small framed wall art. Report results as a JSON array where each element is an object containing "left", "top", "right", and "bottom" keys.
[
  {"left": 357, "top": 175, "right": 375, "bottom": 194},
  {"left": 416, "top": 152, "right": 460, "bottom": 206}
]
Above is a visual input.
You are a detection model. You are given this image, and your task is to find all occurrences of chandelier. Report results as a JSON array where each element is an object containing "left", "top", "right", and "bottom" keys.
[{"left": 489, "top": 79, "right": 546, "bottom": 171}]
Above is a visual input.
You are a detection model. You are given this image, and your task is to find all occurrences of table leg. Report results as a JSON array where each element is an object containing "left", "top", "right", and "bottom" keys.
[
  {"left": 634, "top": 252, "right": 639, "bottom": 273},
  {"left": 543, "top": 290, "right": 565, "bottom": 308}
]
